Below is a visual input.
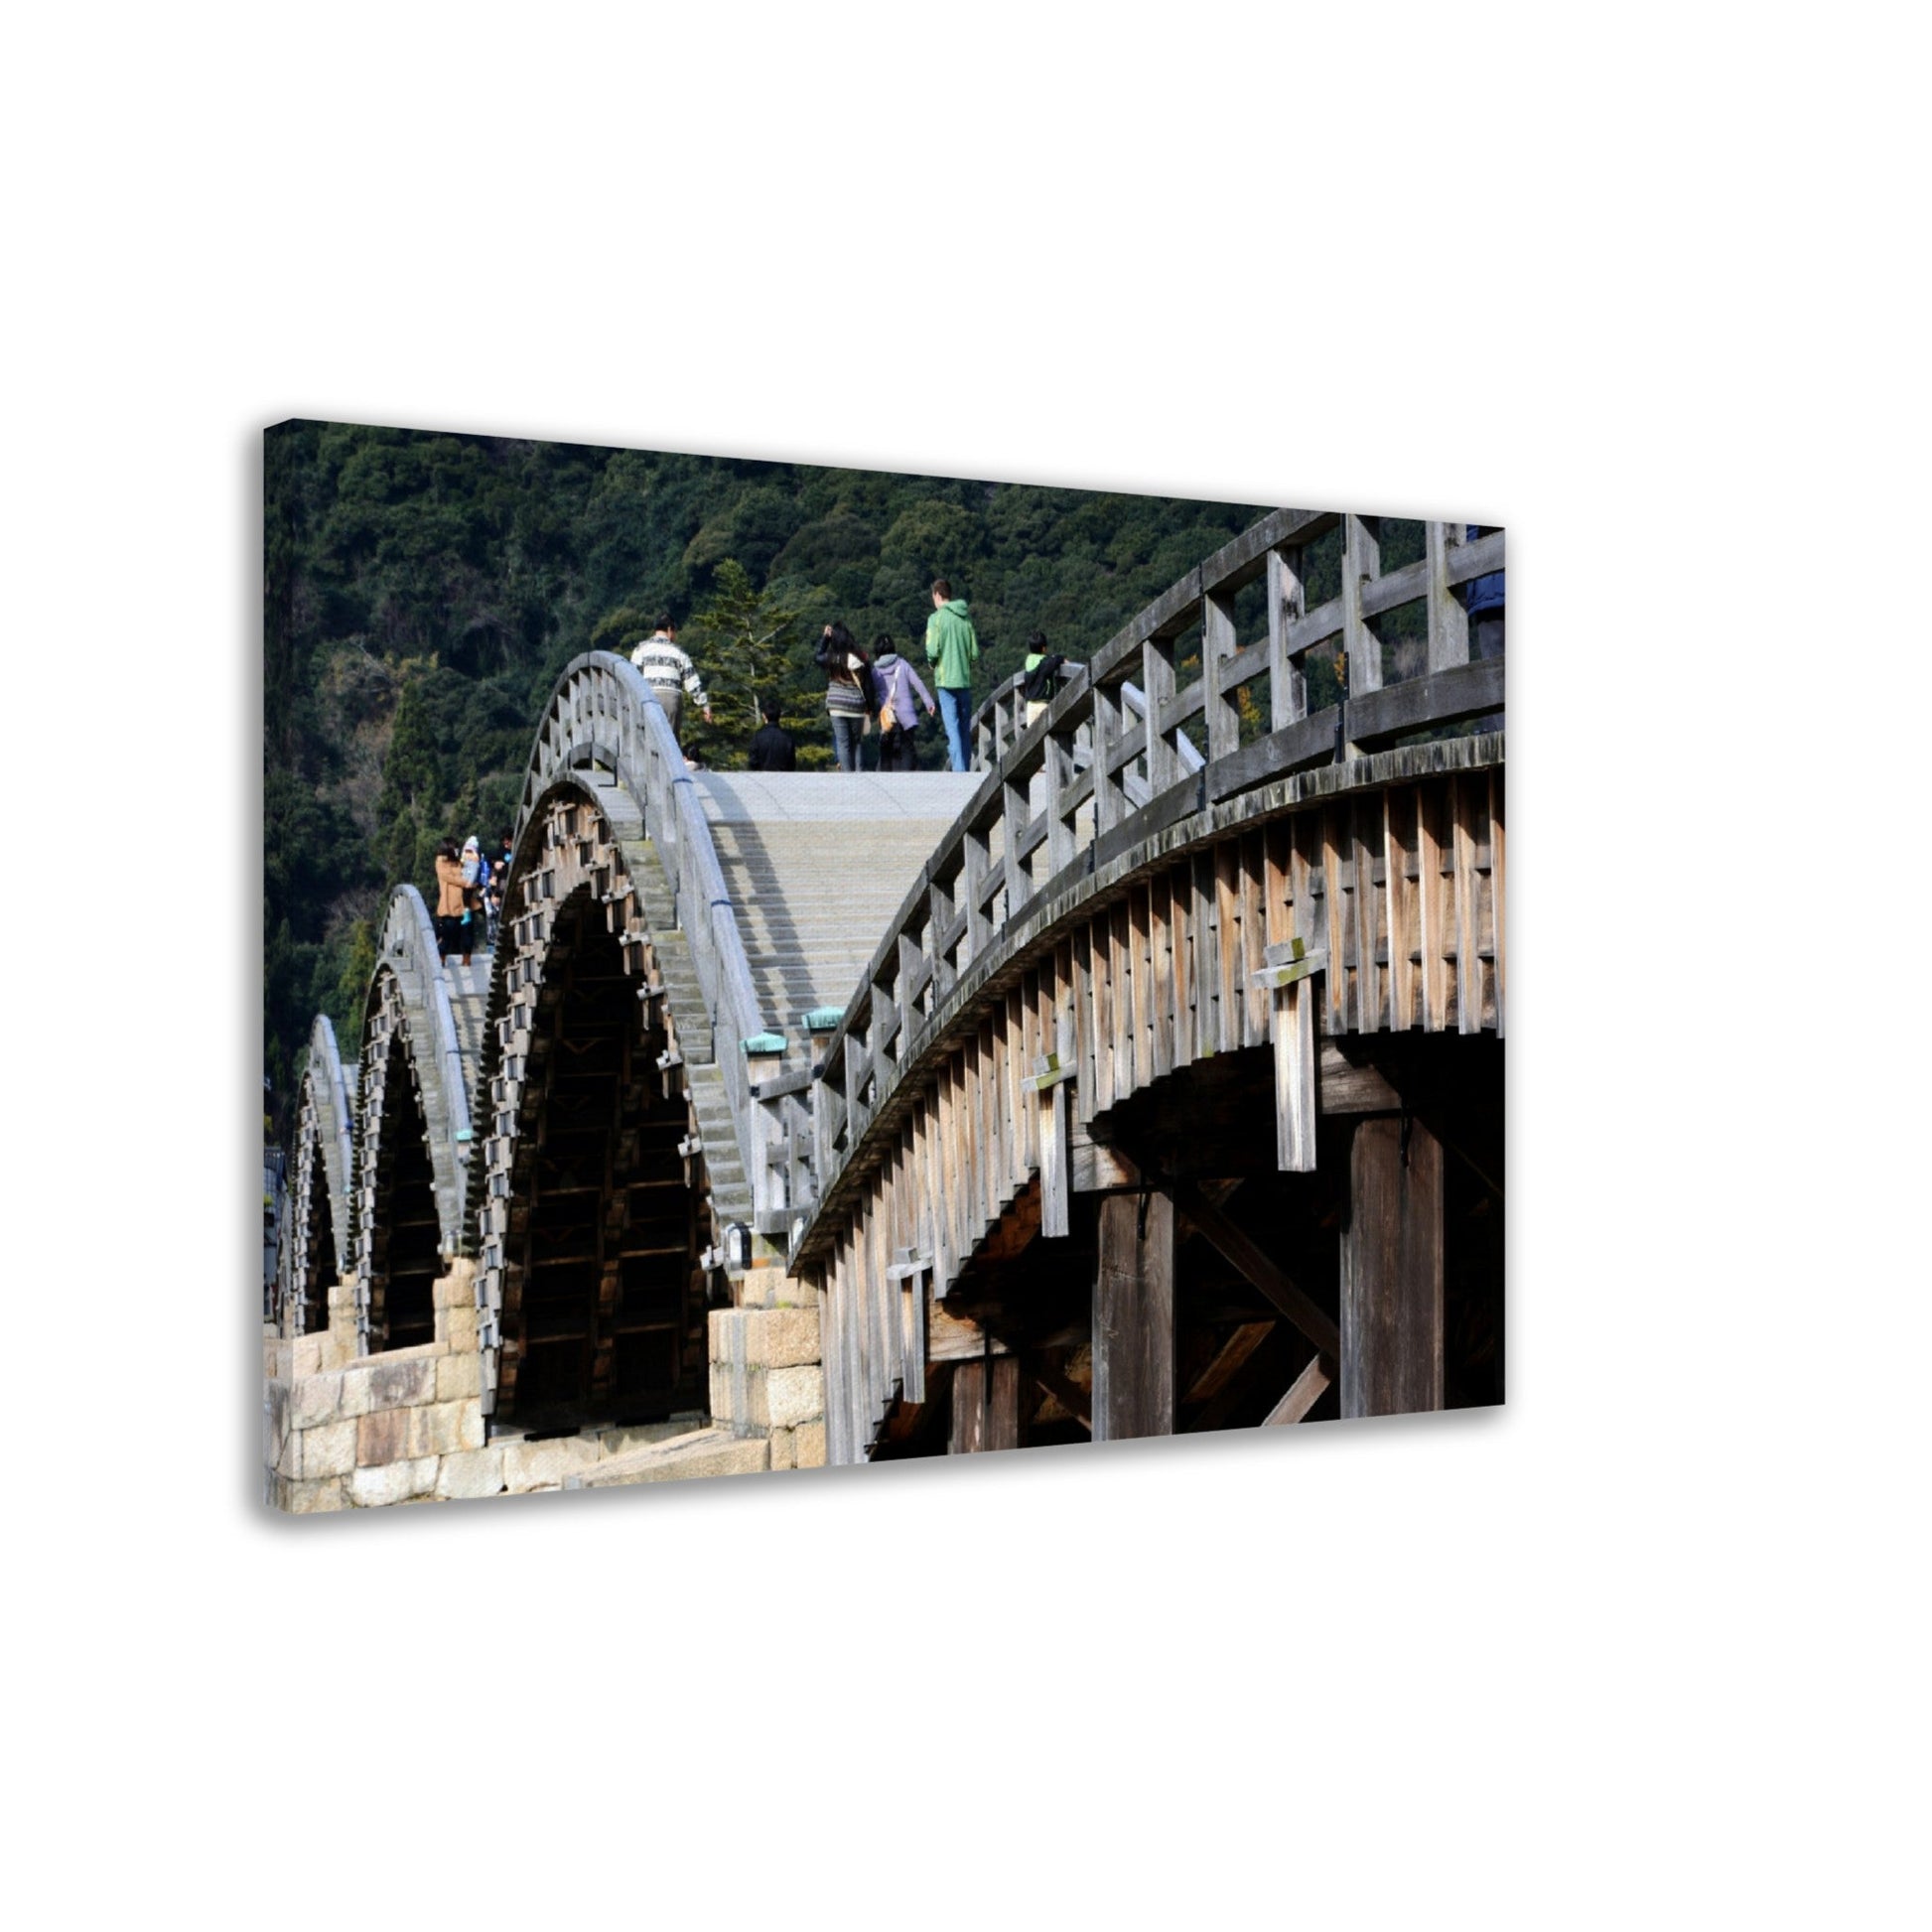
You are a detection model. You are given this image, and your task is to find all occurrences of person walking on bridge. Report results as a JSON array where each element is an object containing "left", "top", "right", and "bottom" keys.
[
  {"left": 432, "top": 839, "right": 473, "bottom": 968},
  {"left": 748, "top": 697, "right": 796, "bottom": 771},
  {"left": 872, "top": 632, "right": 935, "bottom": 772},
  {"left": 628, "top": 615, "right": 712, "bottom": 745},
  {"left": 816, "top": 621, "right": 878, "bottom": 773},
  {"left": 924, "top": 577, "right": 979, "bottom": 771}
]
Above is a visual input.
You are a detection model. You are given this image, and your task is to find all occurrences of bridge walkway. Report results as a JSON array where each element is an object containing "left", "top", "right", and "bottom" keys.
[{"left": 697, "top": 770, "right": 982, "bottom": 1063}]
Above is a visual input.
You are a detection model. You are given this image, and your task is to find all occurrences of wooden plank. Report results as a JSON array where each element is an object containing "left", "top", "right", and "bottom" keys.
[
  {"left": 1039, "top": 1078, "right": 1070, "bottom": 1237},
  {"left": 1339, "top": 1114, "right": 1445, "bottom": 1418},
  {"left": 1129, "top": 884, "right": 1154, "bottom": 1094},
  {"left": 1089, "top": 903, "right": 1116, "bottom": 1114},
  {"left": 1242, "top": 832, "right": 1270, "bottom": 1046},
  {"left": 1339, "top": 513, "right": 1383, "bottom": 700},
  {"left": 1202, "top": 590, "right": 1240, "bottom": 762},
  {"left": 1185, "top": 1319, "right": 1276, "bottom": 1406},
  {"left": 1454, "top": 772, "right": 1481, "bottom": 1035},
  {"left": 1071, "top": 924, "right": 1095, "bottom": 1126},
  {"left": 1355, "top": 791, "right": 1384, "bottom": 1035},
  {"left": 1171, "top": 863, "right": 1196, "bottom": 1069},
  {"left": 1142, "top": 635, "right": 1181, "bottom": 796},
  {"left": 1018, "top": 975, "right": 1040, "bottom": 1173},
  {"left": 1425, "top": 520, "right": 1471, "bottom": 674},
  {"left": 1267, "top": 546, "right": 1308, "bottom": 729},
  {"left": 1214, "top": 842, "right": 1241, "bottom": 1054},
  {"left": 1150, "top": 871, "right": 1174, "bottom": 1081},
  {"left": 1490, "top": 769, "right": 1506, "bottom": 1038},
  {"left": 950, "top": 1354, "right": 1021, "bottom": 1452},
  {"left": 1322, "top": 802, "right": 1350, "bottom": 1036},
  {"left": 1419, "top": 779, "right": 1451, "bottom": 1034},
  {"left": 1262, "top": 1354, "right": 1332, "bottom": 1426},
  {"left": 1046, "top": 725, "right": 1079, "bottom": 878},
  {"left": 1028, "top": 1356, "right": 1092, "bottom": 1432},
  {"left": 1276, "top": 980, "right": 1317, "bottom": 1171},
  {"left": 1092, "top": 1189, "right": 1175, "bottom": 1441},
  {"left": 1386, "top": 787, "right": 1418, "bottom": 1034}
]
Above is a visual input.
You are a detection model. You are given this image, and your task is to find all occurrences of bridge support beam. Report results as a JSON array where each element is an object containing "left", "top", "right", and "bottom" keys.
[
  {"left": 1092, "top": 1190, "right": 1175, "bottom": 1441},
  {"left": 951, "top": 1356, "right": 1020, "bottom": 1453},
  {"left": 1340, "top": 1114, "right": 1445, "bottom": 1417}
]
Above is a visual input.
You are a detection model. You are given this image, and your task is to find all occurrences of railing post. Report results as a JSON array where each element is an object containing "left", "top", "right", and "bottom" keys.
[
  {"left": 1202, "top": 589, "right": 1240, "bottom": 762},
  {"left": 1093, "top": 675, "right": 1127, "bottom": 835},
  {"left": 1340, "top": 513, "right": 1383, "bottom": 700},
  {"left": 1425, "top": 520, "right": 1471, "bottom": 673},
  {"left": 1046, "top": 721, "right": 1079, "bottom": 879},
  {"left": 1142, "top": 632, "right": 1180, "bottom": 794},
  {"left": 1267, "top": 546, "right": 1308, "bottom": 729}
]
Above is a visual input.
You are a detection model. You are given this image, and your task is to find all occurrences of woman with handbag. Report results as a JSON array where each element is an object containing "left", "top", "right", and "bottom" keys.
[
  {"left": 815, "top": 621, "right": 878, "bottom": 773},
  {"left": 871, "top": 632, "right": 935, "bottom": 772}
]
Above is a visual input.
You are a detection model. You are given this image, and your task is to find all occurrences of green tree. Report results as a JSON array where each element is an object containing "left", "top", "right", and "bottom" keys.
[{"left": 683, "top": 559, "right": 812, "bottom": 760}]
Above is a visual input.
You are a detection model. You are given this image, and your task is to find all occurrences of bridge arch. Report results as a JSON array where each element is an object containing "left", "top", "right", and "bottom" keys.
[
  {"left": 470, "top": 776, "right": 713, "bottom": 1430},
  {"left": 277, "top": 1013, "right": 357, "bottom": 1337},
  {"left": 351, "top": 884, "right": 476, "bottom": 1353}
]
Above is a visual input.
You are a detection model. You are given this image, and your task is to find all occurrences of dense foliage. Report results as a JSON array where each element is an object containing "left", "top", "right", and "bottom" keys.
[{"left": 263, "top": 420, "right": 1279, "bottom": 1134}]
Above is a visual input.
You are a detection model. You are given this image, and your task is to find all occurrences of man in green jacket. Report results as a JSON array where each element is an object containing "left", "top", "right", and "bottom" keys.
[{"left": 924, "top": 578, "right": 980, "bottom": 771}]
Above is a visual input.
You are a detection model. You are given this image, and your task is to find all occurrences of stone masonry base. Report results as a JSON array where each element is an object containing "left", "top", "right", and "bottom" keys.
[{"left": 264, "top": 1260, "right": 826, "bottom": 1511}]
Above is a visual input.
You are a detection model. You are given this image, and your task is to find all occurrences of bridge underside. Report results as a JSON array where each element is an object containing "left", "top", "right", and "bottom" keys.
[
  {"left": 364, "top": 1028, "right": 440, "bottom": 1352},
  {"left": 871, "top": 1031, "right": 1501, "bottom": 1456}
]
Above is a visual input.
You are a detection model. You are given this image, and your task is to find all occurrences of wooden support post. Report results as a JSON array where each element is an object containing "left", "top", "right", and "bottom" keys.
[
  {"left": 1274, "top": 978, "right": 1316, "bottom": 1172},
  {"left": 951, "top": 1355, "right": 1021, "bottom": 1453},
  {"left": 1340, "top": 1114, "right": 1445, "bottom": 1418},
  {"left": 1092, "top": 1189, "right": 1175, "bottom": 1441}
]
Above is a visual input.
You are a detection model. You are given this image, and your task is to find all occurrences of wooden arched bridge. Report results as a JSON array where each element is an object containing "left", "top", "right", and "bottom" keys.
[{"left": 267, "top": 508, "right": 1504, "bottom": 1506}]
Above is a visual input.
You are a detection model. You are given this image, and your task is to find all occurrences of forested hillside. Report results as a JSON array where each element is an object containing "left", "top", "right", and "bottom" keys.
[{"left": 263, "top": 420, "right": 1274, "bottom": 1131}]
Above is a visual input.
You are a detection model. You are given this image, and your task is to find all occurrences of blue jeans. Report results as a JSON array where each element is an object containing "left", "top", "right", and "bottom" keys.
[
  {"left": 830, "top": 713, "right": 865, "bottom": 771},
  {"left": 938, "top": 686, "right": 973, "bottom": 772}
]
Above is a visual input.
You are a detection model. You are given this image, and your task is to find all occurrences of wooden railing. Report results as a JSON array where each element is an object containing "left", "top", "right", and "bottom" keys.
[{"left": 789, "top": 510, "right": 1503, "bottom": 1262}]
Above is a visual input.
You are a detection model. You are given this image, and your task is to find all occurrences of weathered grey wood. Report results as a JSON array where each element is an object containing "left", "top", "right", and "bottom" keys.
[
  {"left": 1202, "top": 590, "right": 1241, "bottom": 762},
  {"left": 1276, "top": 979, "right": 1317, "bottom": 1171},
  {"left": 951, "top": 1354, "right": 1021, "bottom": 1452},
  {"left": 1426, "top": 520, "right": 1471, "bottom": 673},
  {"left": 1340, "top": 1114, "right": 1444, "bottom": 1418},
  {"left": 1266, "top": 546, "right": 1308, "bottom": 730},
  {"left": 1339, "top": 513, "right": 1383, "bottom": 698},
  {"left": 1092, "top": 1190, "right": 1174, "bottom": 1441}
]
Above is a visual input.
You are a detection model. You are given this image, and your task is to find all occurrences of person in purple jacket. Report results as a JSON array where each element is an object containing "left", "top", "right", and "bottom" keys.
[{"left": 870, "top": 632, "right": 936, "bottom": 772}]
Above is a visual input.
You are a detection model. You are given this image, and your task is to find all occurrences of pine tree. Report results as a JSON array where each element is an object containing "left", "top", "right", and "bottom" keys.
[{"left": 683, "top": 559, "right": 816, "bottom": 764}]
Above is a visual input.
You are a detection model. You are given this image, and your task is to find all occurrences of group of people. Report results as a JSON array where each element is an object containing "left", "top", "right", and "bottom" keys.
[
  {"left": 432, "top": 831, "right": 513, "bottom": 967},
  {"left": 621, "top": 580, "right": 1079, "bottom": 775}
]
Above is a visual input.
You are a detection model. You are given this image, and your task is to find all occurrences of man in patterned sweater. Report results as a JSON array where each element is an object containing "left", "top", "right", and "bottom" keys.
[{"left": 628, "top": 615, "right": 713, "bottom": 742}]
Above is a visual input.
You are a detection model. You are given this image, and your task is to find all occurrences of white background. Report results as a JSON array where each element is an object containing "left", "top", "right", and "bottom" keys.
[{"left": 6, "top": 5, "right": 1926, "bottom": 1926}]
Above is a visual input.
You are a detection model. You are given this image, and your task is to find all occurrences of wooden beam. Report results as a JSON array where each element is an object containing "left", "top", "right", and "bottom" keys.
[
  {"left": 1262, "top": 1354, "right": 1332, "bottom": 1426},
  {"left": 1092, "top": 1190, "right": 1174, "bottom": 1441},
  {"left": 1184, "top": 1320, "right": 1276, "bottom": 1406},
  {"left": 951, "top": 1354, "right": 1021, "bottom": 1453},
  {"left": 1340, "top": 1114, "right": 1444, "bottom": 1418},
  {"left": 1165, "top": 1173, "right": 1341, "bottom": 1363},
  {"left": 1027, "top": 1357, "right": 1092, "bottom": 1432}
]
